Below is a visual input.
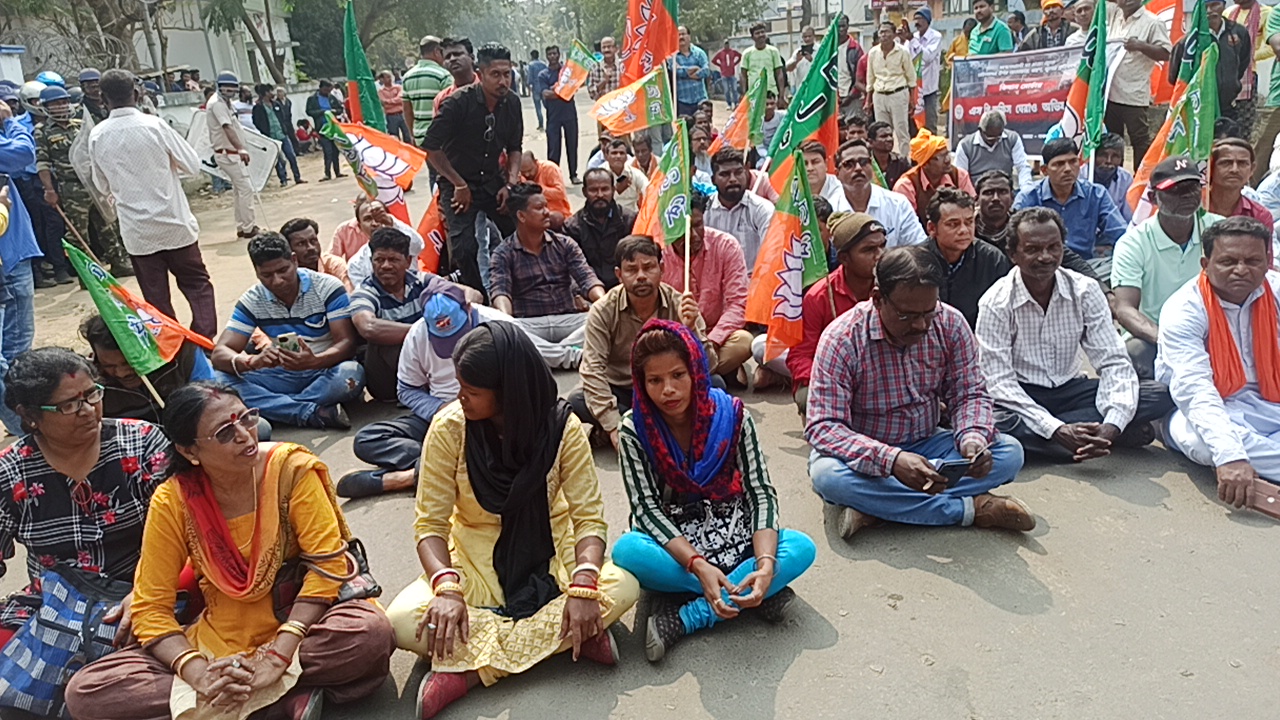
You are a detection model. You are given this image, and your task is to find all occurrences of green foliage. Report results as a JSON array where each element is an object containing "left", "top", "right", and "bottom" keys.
[{"left": 289, "top": 0, "right": 346, "bottom": 76}]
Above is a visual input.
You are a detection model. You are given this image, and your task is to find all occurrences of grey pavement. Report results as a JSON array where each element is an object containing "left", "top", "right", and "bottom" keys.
[{"left": 7, "top": 94, "right": 1279, "bottom": 720}]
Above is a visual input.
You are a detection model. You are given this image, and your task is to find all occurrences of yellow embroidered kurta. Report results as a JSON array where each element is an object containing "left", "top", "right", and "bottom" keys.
[
  {"left": 386, "top": 402, "right": 638, "bottom": 685},
  {"left": 131, "top": 465, "right": 347, "bottom": 658}
]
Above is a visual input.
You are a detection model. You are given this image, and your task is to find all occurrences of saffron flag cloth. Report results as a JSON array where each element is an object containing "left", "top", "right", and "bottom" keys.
[
  {"left": 416, "top": 188, "right": 446, "bottom": 274},
  {"left": 633, "top": 121, "right": 692, "bottom": 245},
  {"left": 321, "top": 112, "right": 427, "bottom": 224},
  {"left": 746, "top": 154, "right": 828, "bottom": 362},
  {"left": 766, "top": 14, "right": 843, "bottom": 190},
  {"left": 1128, "top": 2, "right": 1216, "bottom": 223},
  {"left": 591, "top": 68, "right": 676, "bottom": 135},
  {"left": 555, "top": 40, "right": 601, "bottom": 101},
  {"left": 343, "top": 1, "right": 386, "bottom": 132},
  {"left": 1148, "top": 0, "right": 1181, "bottom": 106},
  {"left": 64, "top": 241, "right": 213, "bottom": 376},
  {"left": 620, "top": 0, "right": 679, "bottom": 85},
  {"left": 709, "top": 68, "right": 768, "bottom": 155}
]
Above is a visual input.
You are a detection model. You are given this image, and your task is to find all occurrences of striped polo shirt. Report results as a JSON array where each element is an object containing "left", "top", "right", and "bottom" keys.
[
  {"left": 349, "top": 269, "right": 430, "bottom": 325},
  {"left": 226, "top": 268, "right": 352, "bottom": 353},
  {"left": 401, "top": 59, "right": 453, "bottom": 144}
]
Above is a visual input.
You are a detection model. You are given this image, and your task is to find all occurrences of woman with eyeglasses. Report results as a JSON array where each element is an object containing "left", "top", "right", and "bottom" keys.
[
  {"left": 0, "top": 348, "right": 171, "bottom": 716},
  {"left": 65, "top": 382, "right": 395, "bottom": 720}
]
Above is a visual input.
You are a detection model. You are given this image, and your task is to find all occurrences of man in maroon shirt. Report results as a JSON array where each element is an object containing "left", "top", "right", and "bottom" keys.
[
  {"left": 787, "top": 212, "right": 885, "bottom": 413},
  {"left": 712, "top": 40, "right": 743, "bottom": 107},
  {"left": 1207, "top": 138, "right": 1274, "bottom": 228}
]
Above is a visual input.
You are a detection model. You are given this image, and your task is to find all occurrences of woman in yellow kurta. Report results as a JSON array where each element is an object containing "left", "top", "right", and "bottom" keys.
[
  {"left": 385, "top": 320, "right": 639, "bottom": 719},
  {"left": 65, "top": 382, "right": 395, "bottom": 720}
]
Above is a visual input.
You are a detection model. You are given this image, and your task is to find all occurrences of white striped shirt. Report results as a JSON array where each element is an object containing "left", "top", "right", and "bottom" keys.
[{"left": 976, "top": 266, "right": 1139, "bottom": 438}]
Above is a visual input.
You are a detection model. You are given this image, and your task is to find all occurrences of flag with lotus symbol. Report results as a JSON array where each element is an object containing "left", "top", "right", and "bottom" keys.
[
  {"left": 633, "top": 121, "right": 691, "bottom": 245},
  {"left": 709, "top": 68, "right": 767, "bottom": 155},
  {"left": 321, "top": 111, "right": 427, "bottom": 224},
  {"left": 746, "top": 154, "right": 827, "bottom": 362},
  {"left": 766, "top": 15, "right": 842, "bottom": 190},
  {"left": 554, "top": 40, "right": 600, "bottom": 101},
  {"left": 591, "top": 67, "right": 675, "bottom": 135}
]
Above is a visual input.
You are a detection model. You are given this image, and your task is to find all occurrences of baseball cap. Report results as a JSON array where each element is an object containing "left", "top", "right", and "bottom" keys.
[
  {"left": 0, "top": 86, "right": 17, "bottom": 102},
  {"left": 828, "top": 212, "right": 886, "bottom": 253},
  {"left": 422, "top": 281, "right": 472, "bottom": 358},
  {"left": 1042, "top": 0, "right": 1064, "bottom": 9},
  {"left": 1151, "top": 154, "right": 1203, "bottom": 191}
]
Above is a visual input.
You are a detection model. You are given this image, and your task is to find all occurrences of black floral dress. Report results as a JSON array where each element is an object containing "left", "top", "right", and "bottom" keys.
[{"left": 0, "top": 419, "right": 171, "bottom": 630}]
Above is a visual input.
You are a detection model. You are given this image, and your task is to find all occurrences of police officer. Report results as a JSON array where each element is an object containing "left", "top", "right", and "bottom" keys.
[
  {"left": 34, "top": 85, "right": 132, "bottom": 278},
  {"left": 78, "top": 68, "right": 108, "bottom": 123}
]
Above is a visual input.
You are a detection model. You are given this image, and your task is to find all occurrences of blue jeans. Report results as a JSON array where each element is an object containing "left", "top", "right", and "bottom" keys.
[
  {"left": 611, "top": 528, "right": 816, "bottom": 633},
  {"left": 532, "top": 92, "right": 545, "bottom": 129},
  {"left": 214, "top": 361, "right": 365, "bottom": 426},
  {"left": 719, "top": 77, "right": 740, "bottom": 107},
  {"left": 385, "top": 113, "right": 411, "bottom": 144},
  {"left": 3, "top": 259, "right": 35, "bottom": 363},
  {"left": 809, "top": 430, "right": 1025, "bottom": 526},
  {"left": 274, "top": 135, "right": 302, "bottom": 183}
]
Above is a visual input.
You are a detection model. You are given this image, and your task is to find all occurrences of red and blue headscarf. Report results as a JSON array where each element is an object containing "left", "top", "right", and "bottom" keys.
[{"left": 630, "top": 319, "right": 745, "bottom": 501}]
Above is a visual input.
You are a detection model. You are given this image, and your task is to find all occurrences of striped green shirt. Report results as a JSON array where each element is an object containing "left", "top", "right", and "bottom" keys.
[
  {"left": 618, "top": 411, "right": 779, "bottom": 545},
  {"left": 401, "top": 59, "right": 452, "bottom": 143}
]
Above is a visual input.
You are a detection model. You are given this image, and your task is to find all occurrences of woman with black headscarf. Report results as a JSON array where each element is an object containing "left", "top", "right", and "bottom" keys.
[{"left": 385, "top": 321, "right": 639, "bottom": 719}]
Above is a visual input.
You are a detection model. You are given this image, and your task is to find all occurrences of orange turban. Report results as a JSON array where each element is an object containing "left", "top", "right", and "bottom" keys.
[{"left": 910, "top": 129, "right": 950, "bottom": 167}]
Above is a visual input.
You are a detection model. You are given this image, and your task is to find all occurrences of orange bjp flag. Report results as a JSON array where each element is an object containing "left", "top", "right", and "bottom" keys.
[
  {"left": 591, "top": 68, "right": 675, "bottom": 135},
  {"left": 619, "top": 0, "right": 679, "bottom": 85},
  {"left": 416, "top": 189, "right": 446, "bottom": 274}
]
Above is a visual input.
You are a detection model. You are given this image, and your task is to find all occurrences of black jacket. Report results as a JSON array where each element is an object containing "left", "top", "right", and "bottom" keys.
[
  {"left": 925, "top": 237, "right": 1013, "bottom": 329},
  {"left": 251, "top": 100, "right": 291, "bottom": 140},
  {"left": 563, "top": 203, "right": 638, "bottom": 289}
]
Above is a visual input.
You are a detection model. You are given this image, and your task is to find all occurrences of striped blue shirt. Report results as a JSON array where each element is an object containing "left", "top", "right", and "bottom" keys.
[
  {"left": 349, "top": 269, "right": 431, "bottom": 325},
  {"left": 226, "top": 268, "right": 351, "bottom": 353}
]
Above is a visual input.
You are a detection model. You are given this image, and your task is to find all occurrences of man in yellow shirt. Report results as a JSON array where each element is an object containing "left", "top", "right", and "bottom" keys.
[{"left": 866, "top": 22, "right": 917, "bottom": 156}]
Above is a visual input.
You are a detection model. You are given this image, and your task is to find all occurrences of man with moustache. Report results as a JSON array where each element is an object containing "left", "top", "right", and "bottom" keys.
[
  {"left": 539, "top": 45, "right": 581, "bottom": 183},
  {"left": 1019, "top": 0, "right": 1077, "bottom": 50},
  {"left": 977, "top": 208, "right": 1173, "bottom": 462},
  {"left": 1112, "top": 155, "right": 1225, "bottom": 379},
  {"left": 1207, "top": 138, "right": 1273, "bottom": 227},
  {"left": 973, "top": 170, "right": 1102, "bottom": 282},
  {"left": 570, "top": 235, "right": 706, "bottom": 449},
  {"left": 922, "top": 187, "right": 1011, "bottom": 328},
  {"left": 433, "top": 37, "right": 477, "bottom": 113},
  {"left": 806, "top": 245, "right": 1032, "bottom": 540},
  {"left": 704, "top": 147, "right": 774, "bottom": 269},
  {"left": 564, "top": 167, "right": 637, "bottom": 289},
  {"left": 1157, "top": 216, "right": 1280, "bottom": 507},
  {"left": 837, "top": 139, "right": 927, "bottom": 248}
]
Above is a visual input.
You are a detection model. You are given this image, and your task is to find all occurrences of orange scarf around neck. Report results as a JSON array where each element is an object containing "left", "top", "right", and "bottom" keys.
[{"left": 1198, "top": 271, "right": 1280, "bottom": 402}]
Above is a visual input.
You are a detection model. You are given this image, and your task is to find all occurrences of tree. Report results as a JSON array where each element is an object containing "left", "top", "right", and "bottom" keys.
[
  {"left": 1, "top": 0, "right": 144, "bottom": 72},
  {"left": 203, "top": 0, "right": 288, "bottom": 84}
]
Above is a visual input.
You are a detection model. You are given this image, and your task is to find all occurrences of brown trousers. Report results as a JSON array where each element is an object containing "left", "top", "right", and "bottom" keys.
[
  {"left": 129, "top": 242, "right": 219, "bottom": 339},
  {"left": 63, "top": 602, "right": 395, "bottom": 720}
]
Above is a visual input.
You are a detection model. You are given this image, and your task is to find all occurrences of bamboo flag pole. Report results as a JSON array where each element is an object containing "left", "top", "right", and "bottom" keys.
[{"left": 56, "top": 206, "right": 166, "bottom": 410}]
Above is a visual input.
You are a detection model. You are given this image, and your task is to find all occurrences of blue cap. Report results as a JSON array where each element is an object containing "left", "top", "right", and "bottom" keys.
[
  {"left": 143, "top": 81, "right": 161, "bottom": 93},
  {"left": 422, "top": 281, "right": 471, "bottom": 358},
  {"left": 0, "top": 86, "right": 17, "bottom": 102},
  {"left": 78, "top": 68, "right": 102, "bottom": 83},
  {"left": 39, "top": 86, "right": 70, "bottom": 104},
  {"left": 914, "top": 7, "right": 932, "bottom": 23},
  {"left": 217, "top": 71, "right": 239, "bottom": 86}
]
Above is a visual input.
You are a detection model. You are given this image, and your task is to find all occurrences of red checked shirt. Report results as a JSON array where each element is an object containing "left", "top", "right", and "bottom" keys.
[
  {"left": 804, "top": 300, "right": 997, "bottom": 478},
  {"left": 661, "top": 228, "right": 749, "bottom": 346}
]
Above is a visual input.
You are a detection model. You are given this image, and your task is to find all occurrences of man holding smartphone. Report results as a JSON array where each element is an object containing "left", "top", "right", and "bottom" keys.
[{"left": 806, "top": 246, "right": 1032, "bottom": 540}]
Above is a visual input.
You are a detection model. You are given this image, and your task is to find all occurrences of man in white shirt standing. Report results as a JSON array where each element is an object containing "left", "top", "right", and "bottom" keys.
[
  {"left": 1106, "top": 0, "right": 1172, "bottom": 170},
  {"left": 801, "top": 140, "right": 853, "bottom": 213},
  {"left": 209, "top": 71, "right": 260, "bottom": 240},
  {"left": 88, "top": 69, "right": 219, "bottom": 338},
  {"left": 910, "top": 9, "right": 944, "bottom": 134},
  {"left": 977, "top": 207, "right": 1173, "bottom": 461},
  {"left": 1157, "top": 216, "right": 1280, "bottom": 508},
  {"left": 865, "top": 21, "right": 917, "bottom": 156},
  {"left": 835, "top": 139, "right": 928, "bottom": 247}
]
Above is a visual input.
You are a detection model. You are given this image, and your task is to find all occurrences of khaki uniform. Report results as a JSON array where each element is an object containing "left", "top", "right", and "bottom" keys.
[{"left": 34, "top": 118, "right": 130, "bottom": 271}]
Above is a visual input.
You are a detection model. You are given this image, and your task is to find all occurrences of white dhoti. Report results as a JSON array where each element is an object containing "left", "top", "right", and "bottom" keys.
[{"left": 1166, "top": 388, "right": 1280, "bottom": 483}]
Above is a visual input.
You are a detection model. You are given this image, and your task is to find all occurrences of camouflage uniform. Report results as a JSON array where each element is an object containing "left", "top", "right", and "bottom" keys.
[{"left": 34, "top": 118, "right": 131, "bottom": 272}]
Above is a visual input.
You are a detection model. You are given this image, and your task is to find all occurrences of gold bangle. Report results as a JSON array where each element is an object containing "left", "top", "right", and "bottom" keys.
[
  {"left": 172, "top": 649, "right": 203, "bottom": 678},
  {"left": 566, "top": 585, "right": 604, "bottom": 602},
  {"left": 433, "top": 581, "right": 464, "bottom": 598},
  {"left": 285, "top": 620, "right": 310, "bottom": 636},
  {"left": 277, "top": 623, "right": 307, "bottom": 640}
]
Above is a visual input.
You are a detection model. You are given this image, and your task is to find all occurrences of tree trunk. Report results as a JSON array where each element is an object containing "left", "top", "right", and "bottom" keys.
[
  {"left": 238, "top": 6, "right": 287, "bottom": 84},
  {"left": 156, "top": 4, "right": 170, "bottom": 80},
  {"left": 800, "top": 0, "right": 813, "bottom": 29},
  {"left": 263, "top": 0, "right": 279, "bottom": 65}
]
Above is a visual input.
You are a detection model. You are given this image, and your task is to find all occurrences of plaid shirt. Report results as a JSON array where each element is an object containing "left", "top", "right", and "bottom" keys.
[
  {"left": 489, "top": 231, "right": 603, "bottom": 318},
  {"left": 587, "top": 59, "right": 623, "bottom": 99},
  {"left": 804, "top": 301, "right": 997, "bottom": 478}
]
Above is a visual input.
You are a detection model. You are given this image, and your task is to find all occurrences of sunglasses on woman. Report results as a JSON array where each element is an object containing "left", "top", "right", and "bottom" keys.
[
  {"left": 39, "top": 384, "right": 105, "bottom": 415},
  {"left": 204, "top": 408, "right": 262, "bottom": 444}
]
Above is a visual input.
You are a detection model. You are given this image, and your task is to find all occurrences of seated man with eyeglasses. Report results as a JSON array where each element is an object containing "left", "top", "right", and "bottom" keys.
[
  {"left": 806, "top": 246, "right": 1031, "bottom": 540},
  {"left": 835, "top": 139, "right": 927, "bottom": 249}
]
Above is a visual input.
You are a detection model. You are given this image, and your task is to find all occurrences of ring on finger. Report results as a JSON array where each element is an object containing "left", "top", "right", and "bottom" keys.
[
  {"left": 922, "top": 479, "right": 934, "bottom": 491},
  {"left": 427, "top": 623, "right": 438, "bottom": 631}
]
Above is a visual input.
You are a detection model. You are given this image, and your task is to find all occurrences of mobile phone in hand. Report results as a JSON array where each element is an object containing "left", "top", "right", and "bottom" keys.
[
  {"left": 934, "top": 459, "right": 973, "bottom": 483},
  {"left": 276, "top": 332, "right": 301, "bottom": 353}
]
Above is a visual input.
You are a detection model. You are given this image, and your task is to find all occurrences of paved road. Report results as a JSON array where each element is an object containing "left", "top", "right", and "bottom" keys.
[{"left": 8, "top": 95, "right": 1279, "bottom": 720}]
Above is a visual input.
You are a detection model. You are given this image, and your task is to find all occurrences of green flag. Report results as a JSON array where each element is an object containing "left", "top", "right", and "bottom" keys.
[
  {"left": 1079, "top": 0, "right": 1108, "bottom": 164},
  {"left": 1174, "top": 0, "right": 1211, "bottom": 86},
  {"left": 343, "top": 1, "right": 386, "bottom": 132},
  {"left": 1165, "top": 43, "right": 1219, "bottom": 163},
  {"left": 64, "top": 242, "right": 213, "bottom": 376},
  {"left": 634, "top": 121, "right": 691, "bottom": 245},
  {"left": 765, "top": 14, "right": 842, "bottom": 187}
]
